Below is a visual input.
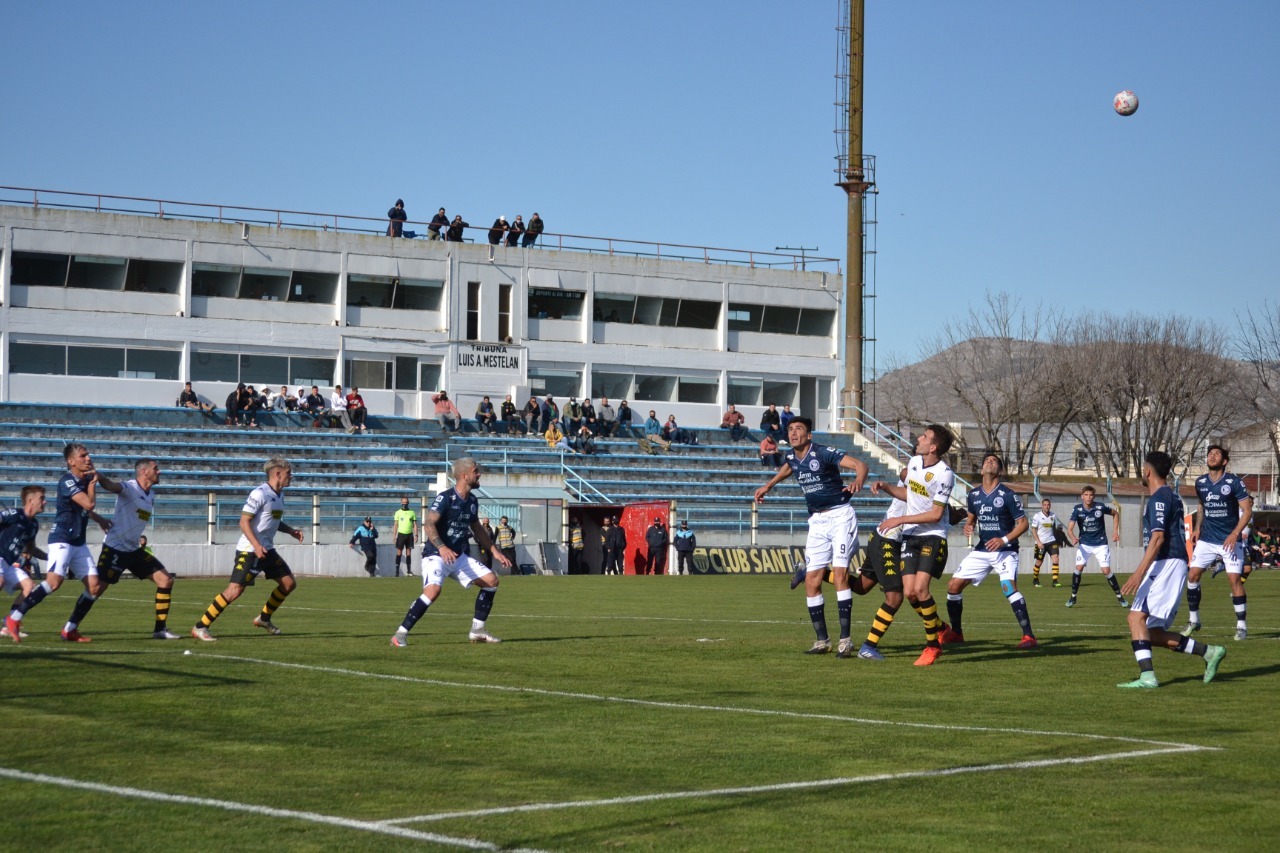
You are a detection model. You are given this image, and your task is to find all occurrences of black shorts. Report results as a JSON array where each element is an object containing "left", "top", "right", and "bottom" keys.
[
  {"left": 860, "top": 531, "right": 904, "bottom": 593},
  {"left": 229, "top": 550, "right": 292, "bottom": 586},
  {"left": 395, "top": 533, "right": 415, "bottom": 550},
  {"left": 1033, "top": 542, "right": 1060, "bottom": 561},
  {"left": 96, "top": 545, "right": 166, "bottom": 584},
  {"left": 899, "top": 535, "right": 948, "bottom": 579}
]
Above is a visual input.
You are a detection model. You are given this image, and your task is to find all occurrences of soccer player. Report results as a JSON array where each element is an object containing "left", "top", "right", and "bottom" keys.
[
  {"left": 1, "top": 486, "right": 47, "bottom": 641},
  {"left": 191, "top": 457, "right": 304, "bottom": 641},
  {"left": 5, "top": 444, "right": 111, "bottom": 643},
  {"left": 62, "top": 459, "right": 181, "bottom": 640},
  {"left": 392, "top": 496, "right": 419, "bottom": 577},
  {"left": 872, "top": 424, "right": 955, "bottom": 666},
  {"left": 755, "top": 417, "right": 868, "bottom": 657},
  {"left": 1065, "top": 485, "right": 1126, "bottom": 608},
  {"left": 938, "top": 453, "right": 1038, "bottom": 649},
  {"left": 1029, "top": 498, "right": 1064, "bottom": 587},
  {"left": 850, "top": 470, "right": 908, "bottom": 661},
  {"left": 1117, "top": 451, "right": 1226, "bottom": 688},
  {"left": 1185, "top": 445, "right": 1252, "bottom": 640},
  {"left": 390, "top": 457, "right": 512, "bottom": 647}
]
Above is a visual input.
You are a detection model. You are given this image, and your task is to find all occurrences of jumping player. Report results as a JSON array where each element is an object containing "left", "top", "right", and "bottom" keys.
[
  {"left": 1066, "top": 485, "right": 1127, "bottom": 608},
  {"left": 755, "top": 417, "right": 868, "bottom": 657},
  {"left": 1185, "top": 445, "right": 1252, "bottom": 640}
]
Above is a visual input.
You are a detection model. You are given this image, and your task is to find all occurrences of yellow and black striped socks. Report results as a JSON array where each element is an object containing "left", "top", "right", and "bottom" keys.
[
  {"left": 154, "top": 588, "right": 172, "bottom": 633},
  {"left": 260, "top": 586, "right": 291, "bottom": 622},
  {"left": 199, "top": 594, "right": 229, "bottom": 628},
  {"left": 865, "top": 603, "right": 899, "bottom": 648}
]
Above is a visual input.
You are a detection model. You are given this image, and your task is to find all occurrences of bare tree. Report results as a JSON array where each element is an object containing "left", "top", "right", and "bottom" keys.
[{"left": 1235, "top": 300, "right": 1280, "bottom": 479}]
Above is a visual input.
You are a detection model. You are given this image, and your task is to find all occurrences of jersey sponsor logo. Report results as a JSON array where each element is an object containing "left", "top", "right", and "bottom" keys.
[
  {"left": 909, "top": 480, "right": 929, "bottom": 497},
  {"left": 137, "top": 509, "right": 152, "bottom": 521},
  {"left": 271, "top": 510, "right": 283, "bottom": 519},
  {"left": 925, "top": 472, "right": 934, "bottom": 482}
]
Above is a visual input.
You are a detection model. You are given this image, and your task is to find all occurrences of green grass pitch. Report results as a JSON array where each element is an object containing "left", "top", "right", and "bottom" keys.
[{"left": 2, "top": 572, "right": 1277, "bottom": 851}]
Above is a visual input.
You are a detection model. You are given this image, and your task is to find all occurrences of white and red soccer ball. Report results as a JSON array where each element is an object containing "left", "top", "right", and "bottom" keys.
[{"left": 1113, "top": 90, "right": 1139, "bottom": 116}]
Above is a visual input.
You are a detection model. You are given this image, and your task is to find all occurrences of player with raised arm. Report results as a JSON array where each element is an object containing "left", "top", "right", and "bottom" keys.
[
  {"left": 871, "top": 424, "right": 955, "bottom": 666},
  {"left": 391, "top": 457, "right": 512, "bottom": 647},
  {"left": 1117, "top": 451, "right": 1226, "bottom": 688},
  {"left": 1185, "top": 445, "right": 1252, "bottom": 640},
  {"left": 191, "top": 457, "right": 304, "bottom": 641},
  {"left": 1029, "top": 498, "right": 1064, "bottom": 588},
  {"left": 1065, "top": 485, "right": 1126, "bottom": 607},
  {"left": 5, "top": 444, "right": 111, "bottom": 643},
  {"left": 938, "top": 453, "right": 1038, "bottom": 649},
  {"left": 848, "top": 469, "right": 908, "bottom": 660},
  {"left": 62, "top": 459, "right": 181, "bottom": 639},
  {"left": 755, "top": 417, "right": 868, "bottom": 657}
]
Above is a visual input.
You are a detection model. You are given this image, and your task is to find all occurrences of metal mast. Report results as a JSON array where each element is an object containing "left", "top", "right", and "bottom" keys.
[{"left": 834, "top": 0, "right": 875, "bottom": 420}]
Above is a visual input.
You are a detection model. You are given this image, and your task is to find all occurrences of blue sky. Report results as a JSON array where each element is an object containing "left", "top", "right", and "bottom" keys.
[{"left": 4, "top": 1, "right": 1277, "bottom": 372}]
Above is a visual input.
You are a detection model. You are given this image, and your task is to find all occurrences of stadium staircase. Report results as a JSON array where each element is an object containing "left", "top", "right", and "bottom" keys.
[{"left": 0, "top": 403, "right": 893, "bottom": 535}]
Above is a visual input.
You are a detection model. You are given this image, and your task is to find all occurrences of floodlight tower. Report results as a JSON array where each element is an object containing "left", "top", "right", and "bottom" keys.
[{"left": 834, "top": 0, "right": 876, "bottom": 421}]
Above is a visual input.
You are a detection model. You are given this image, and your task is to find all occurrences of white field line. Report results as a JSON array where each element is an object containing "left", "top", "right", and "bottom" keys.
[
  {"left": 0, "top": 766, "right": 548, "bottom": 853},
  {"left": 202, "top": 653, "right": 1216, "bottom": 752},
  {"left": 383, "top": 744, "right": 1210, "bottom": 825}
]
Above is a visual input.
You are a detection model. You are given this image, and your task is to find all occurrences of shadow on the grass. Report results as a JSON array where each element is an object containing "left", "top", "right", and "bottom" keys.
[
  {"left": 938, "top": 636, "right": 1104, "bottom": 662},
  {"left": 0, "top": 649, "right": 253, "bottom": 698}
]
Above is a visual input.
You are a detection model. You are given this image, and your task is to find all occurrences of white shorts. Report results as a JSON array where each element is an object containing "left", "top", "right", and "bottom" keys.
[
  {"left": 1130, "top": 558, "right": 1188, "bottom": 629},
  {"left": 1190, "top": 540, "right": 1244, "bottom": 574},
  {"left": 804, "top": 503, "right": 858, "bottom": 571},
  {"left": 424, "top": 552, "right": 494, "bottom": 589},
  {"left": 1074, "top": 542, "right": 1112, "bottom": 569},
  {"left": 47, "top": 543, "right": 96, "bottom": 579},
  {"left": 953, "top": 549, "right": 1019, "bottom": 586},
  {"left": 3, "top": 562, "right": 32, "bottom": 594}
]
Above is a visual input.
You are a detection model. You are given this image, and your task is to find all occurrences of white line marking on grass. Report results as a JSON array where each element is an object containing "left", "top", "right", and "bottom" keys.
[
  {"left": 383, "top": 744, "right": 1210, "bottom": 825},
  {"left": 202, "top": 653, "right": 1217, "bottom": 751},
  {"left": 0, "top": 766, "right": 547, "bottom": 853}
]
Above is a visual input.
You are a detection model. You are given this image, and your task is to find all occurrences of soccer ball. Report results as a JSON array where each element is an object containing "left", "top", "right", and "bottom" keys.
[{"left": 1113, "top": 90, "right": 1139, "bottom": 116}]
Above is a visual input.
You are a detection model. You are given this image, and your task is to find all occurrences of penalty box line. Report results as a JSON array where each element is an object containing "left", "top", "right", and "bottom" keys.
[
  {"left": 384, "top": 744, "right": 1210, "bottom": 825},
  {"left": 204, "top": 653, "right": 1218, "bottom": 752},
  {"left": 0, "top": 766, "right": 549, "bottom": 853}
]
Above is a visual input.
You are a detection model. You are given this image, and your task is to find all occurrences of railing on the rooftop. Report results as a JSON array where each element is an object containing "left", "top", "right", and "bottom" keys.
[{"left": 0, "top": 185, "right": 842, "bottom": 273}]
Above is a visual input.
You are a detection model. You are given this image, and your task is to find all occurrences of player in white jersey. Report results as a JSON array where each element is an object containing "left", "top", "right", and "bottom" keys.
[
  {"left": 872, "top": 424, "right": 955, "bottom": 666},
  {"left": 1029, "top": 498, "right": 1064, "bottom": 588},
  {"left": 192, "top": 457, "right": 304, "bottom": 641},
  {"left": 61, "top": 459, "right": 181, "bottom": 640},
  {"left": 847, "top": 470, "right": 908, "bottom": 660}
]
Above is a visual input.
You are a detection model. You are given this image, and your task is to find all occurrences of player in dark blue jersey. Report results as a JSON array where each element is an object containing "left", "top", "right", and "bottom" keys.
[
  {"left": 1118, "top": 451, "right": 1226, "bottom": 688},
  {"left": 1185, "top": 445, "right": 1253, "bottom": 640},
  {"left": 937, "top": 453, "right": 1037, "bottom": 650},
  {"left": 1, "top": 486, "right": 48, "bottom": 640},
  {"left": 756, "top": 417, "right": 868, "bottom": 657},
  {"left": 1065, "top": 485, "right": 1127, "bottom": 608},
  {"left": 5, "top": 444, "right": 112, "bottom": 644},
  {"left": 391, "top": 457, "right": 512, "bottom": 647}
]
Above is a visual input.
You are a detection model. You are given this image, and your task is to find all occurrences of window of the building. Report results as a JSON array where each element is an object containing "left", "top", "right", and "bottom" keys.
[
  {"left": 289, "top": 271, "right": 338, "bottom": 305},
  {"left": 290, "top": 357, "right": 335, "bottom": 387},
  {"left": 10, "top": 252, "right": 70, "bottom": 287},
  {"left": 591, "top": 372, "right": 633, "bottom": 401},
  {"left": 124, "top": 259, "right": 183, "bottom": 294},
  {"left": 125, "top": 349, "right": 181, "bottom": 380},
  {"left": 67, "top": 255, "right": 127, "bottom": 291},
  {"left": 347, "top": 275, "right": 443, "bottom": 310},
  {"left": 498, "top": 284, "right": 513, "bottom": 342},
  {"left": 9, "top": 342, "right": 65, "bottom": 374},
  {"left": 529, "top": 288, "right": 584, "bottom": 320},
  {"left": 596, "top": 293, "right": 720, "bottom": 329},
  {"left": 345, "top": 359, "right": 392, "bottom": 390},
  {"left": 529, "top": 368, "right": 582, "bottom": 398},
  {"left": 10, "top": 343, "right": 179, "bottom": 379},
  {"left": 67, "top": 346, "right": 123, "bottom": 377},
  {"left": 761, "top": 305, "right": 802, "bottom": 335},
  {"left": 191, "top": 351, "right": 239, "bottom": 382},
  {"left": 466, "top": 281, "right": 481, "bottom": 340},
  {"left": 729, "top": 303, "right": 833, "bottom": 337},
  {"left": 239, "top": 268, "right": 290, "bottom": 301},
  {"left": 634, "top": 374, "right": 676, "bottom": 403},
  {"left": 594, "top": 294, "right": 636, "bottom": 323},
  {"left": 192, "top": 263, "right": 240, "bottom": 298},
  {"left": 727, "top": 379, "right": 763, "bottom": 406},
  {"left": 419, "top": 362, "right": 443, "bottom": 392},
  {"left": 678, "top": 299, "right": 721, "bottom": 329},
  {"left": 190, "top": 351, "right": 333, "bottom": 385},
  {"left": 762, "top": 379, "right": 799, "bottom": 407},
  {"left": 241, "top": 354, "right": 289, "bottom": 386},
  {"left": 677, "top": 377, "right": 718, "bottom": 404},
  {"left": 797, "top": 308, "right": 836, "bottom": 337},
  {"left": 727, "top": 303, "right": 760, "bottom": 331},
  {"left": 395, "top": 356, "right": 418, "bottom": 391}
]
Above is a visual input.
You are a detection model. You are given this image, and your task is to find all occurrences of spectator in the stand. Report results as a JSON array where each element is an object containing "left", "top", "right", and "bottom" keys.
[
  {"left": 597, "top": 398, "right": 617, "bottom": 437},
  {"left": 581, "top": 398, "right": 597, "bottom": 432},
  {"left": 721, "top": 404, "right": 746, "bottom": 442},
  {"left": 501, "top": 394, "right": 520, "bottom": 435},
  {"left": 539, "top": 395, "right": 558, "bottom": 433},
  {"left": 523, "top": 212, "right": 544, "bottom": 248},
  {"left": 663, "top": 414, "right": 694, "bottom": 446},
  {"left": 562, "top": 397, "right": 582, "bottom": 434},
  {"left": 224, "top": 383, "right": 244, "bottom": 426},
  {"left": 760, "top": 404, "right": 782, "bottom": 443},
  {"left": 268, "top": 385, "right": 293, "bottom": 411},
  {"left": 780, "top": 405, "right": 795, "bottom": 433},
  {"left": 617, "top": 401, "right": 634, "bottom": 437},
  {"left": 488, "top": 217, "right": 506, "bottom": 246},
  {"left": 346, "top": 387, "right": 368, "bottom": 431},
  {"left": 673, "top": 519, "right": 696, "bottom": 575},
  {"left": 349, "top": 516, "right": 379, "bottom": 577},
  {"left": 242, "top": 386, "right": 264, "bottom": 427},
  {"left": 475, "top": 396, "right": 498, "bottom": 433},
  {"left": 575, "top": 424, "right": 597, "bottom": 455},
  {"left": 495, "top": 515, "right": 517, "bottom": 570},
  {"left": 642, "top": 410, "right": 670, "bottom": 451},
  {"left": 447, "top": 215, "right": 468, "bottom": 242},
  {"left": 522, "top": 395, "right": 541, "bottom": 435},
  {"left": 294, "top": 387, "right": 310, "bottom": 412},
  {"left": 330, "top": 385, "right": 356, "bottom": 434},
  {"left": 432, "top": 390, "right": 462, "bottom": 432},
  {"left": 644, "top": 517, "right": 669, "bottom": 575},
  {"left": 506, "top": 215, "right": 525, "bottom": 247},
  {"left": 544, "top": 421, "right": 565, "bottom": 449},
  {"left": 178, "top": 381, "right": 215, "bottom": 414},
  {"left": 387, "top": 199, "right": 407, "bottom": 237},
  {"left": 304, "top": 385, "right": 327, "bottom": 423},
  {"left": 428, "top": 207, "right": 448, "bottom": 241},
  {"left": 759, "top": 434, "right": 783, "bottom": 468}
]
